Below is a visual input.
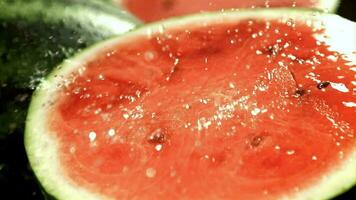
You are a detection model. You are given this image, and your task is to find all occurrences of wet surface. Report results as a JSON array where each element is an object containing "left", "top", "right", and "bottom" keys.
[{"left": 0, "top": 0, "right": 356, "bottom": 199}]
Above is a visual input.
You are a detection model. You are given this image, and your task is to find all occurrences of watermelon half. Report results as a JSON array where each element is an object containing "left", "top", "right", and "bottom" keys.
[
  {"left": 116, "top": 0, "right": 341, "bottom": 22},
  {"left": 26, "top": 8, "right": 356, "bottom": 200}
]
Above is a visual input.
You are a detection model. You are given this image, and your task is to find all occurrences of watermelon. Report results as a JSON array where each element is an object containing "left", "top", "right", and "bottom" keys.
[
  {"left": 26, "top": 8, "right": 356, "bottom": 200},
  {"left": 0, "top": 0, "right": 139, "bottom": 137},
  {"left": 117, "top": 0, "right": 341, "bottom": 22}
]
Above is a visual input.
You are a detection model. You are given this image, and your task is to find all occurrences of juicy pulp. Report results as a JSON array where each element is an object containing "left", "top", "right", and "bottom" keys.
[{"left": 46, "top": 18, "right": 356, "bottom": 199}]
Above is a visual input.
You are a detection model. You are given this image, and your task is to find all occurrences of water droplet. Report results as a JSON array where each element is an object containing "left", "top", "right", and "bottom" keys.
[
  {"left": 251, "top": 108, "right": 261, "bottom": 116},
  {"left": 155, "top": 144, "right": 163, "bottom": 151},
  {"left": 183, "top": 104, "right": 191, "bottom": 110},
  {"left": 123, "top": 113, "right": 130, "bottom": 119},
  {"left": 264, "top": 0, "right": 270, "bottom": 8},
  {"left": 342, "top": 102, "right": 356, "bottom": 108},
  {"left": 330, "top": 82, "right": 349, "bottom": 93},
  {"left": 69, "top": 146, "right": 76, "bottom": 154},
  {"left": 269, "top": 114, "right": 275, "bottom": 120},
  {"left": 144, "top": 51, "right": 155, "bottom": 61},
  {"left": 339, "top": 151, "right": 344, "bottom": 159},
  {"left": 146, "top": 167, "right": 156, "bottom": 178},
  {"left": 107, "top": 128, "right": 116, "bottom": 137},
  {"left": 286, "top": 149, "right": 295, "bottom": 155},
  {"left": 229, "top": 82, "right": 235, "bottom": 89},
  {"left": 98, "top": 74, "right": 105, "bottom": 80},
  {"left": 89, "top": 131, "right": 97, "bottom": 142},
  {"left": 274, "top": 145, "right": 281, "bottom": 150},
  {"left": 94, "top": 108, "right": 102, "bottom": 115},
  {"left": 312, "top": 155, "right": 318, "bottom": 160},
  {"left": 255, "top": 50, "right": 262, "bottom": 55}
]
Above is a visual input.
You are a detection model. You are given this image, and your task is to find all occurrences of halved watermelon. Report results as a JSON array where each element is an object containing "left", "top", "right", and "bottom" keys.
[
  {"left": 116, "top": 0, "right": 341, "bottom": 22},
  {"left": 26, "top": 8, "right": 356, "bottom": 200}
]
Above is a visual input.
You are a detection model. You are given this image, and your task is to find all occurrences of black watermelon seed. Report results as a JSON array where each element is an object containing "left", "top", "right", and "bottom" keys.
[{"left": 317, "top": 81, "right": 330, "bottom": 89}]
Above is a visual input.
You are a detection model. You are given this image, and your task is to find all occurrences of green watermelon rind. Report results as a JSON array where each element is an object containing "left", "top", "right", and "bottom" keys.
[
  {"left": 0, "top": 0, "right": 140, "bottom": 41},
  {"left": 0, "top": 0, "right": 141, "bottom": 137},
  {"left": 25, "top": 8, "right": 356, "bottom": 200}
]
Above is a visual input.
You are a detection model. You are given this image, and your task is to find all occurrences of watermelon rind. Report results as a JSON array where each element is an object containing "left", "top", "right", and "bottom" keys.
[
  {"left": 316, "top": 0, "right": 341, "bottom": 12},
  {"left": 25, "top": 8, "right": 356, "bottom": 200}
]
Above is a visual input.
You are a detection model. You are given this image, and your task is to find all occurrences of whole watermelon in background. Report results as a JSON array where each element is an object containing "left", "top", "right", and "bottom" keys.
[
  {"left": 0, "top": 0, "right": 138, "bottom": 199},
  {"left": 117, "top": 0, "right": 340, "bottom": 22}
]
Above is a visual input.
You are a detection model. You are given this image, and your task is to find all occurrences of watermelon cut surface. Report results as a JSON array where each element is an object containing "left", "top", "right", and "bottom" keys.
[
  {"left": 117, "top": 0, "right": 340, "bottom": 22},
  {"left": 26, "top": 8, "right": 356, "bottom": 200}
]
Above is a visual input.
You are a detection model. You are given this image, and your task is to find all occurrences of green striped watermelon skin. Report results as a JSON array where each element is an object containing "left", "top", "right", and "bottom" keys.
[{"left": 0, "top": 0, "right": 139, "bottom": 137}]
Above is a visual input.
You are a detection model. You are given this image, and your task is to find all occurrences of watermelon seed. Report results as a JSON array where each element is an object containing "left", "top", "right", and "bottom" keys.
[
  {"left": 265, "top": 44, "right": 280, "bottom": 56},
  {"left": 294, "top": 88, "right": 306, "bottom": 98},
  {"left": 250, "top": 135, "right": 265, "bottom": 147},
  {"left": 147, "top": 128, "right": 167, "bottom": 144},
  {"left": 316, "top": 81, "right": 330, "bottom": 89}
]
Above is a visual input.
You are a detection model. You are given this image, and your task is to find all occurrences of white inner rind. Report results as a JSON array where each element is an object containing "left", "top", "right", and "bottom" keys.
[
  {"left": 316, "top": 0, "right": 340, "bottom": 12},
  {"left": 25, "top": 9, "right": 356, "bottom": 200}
]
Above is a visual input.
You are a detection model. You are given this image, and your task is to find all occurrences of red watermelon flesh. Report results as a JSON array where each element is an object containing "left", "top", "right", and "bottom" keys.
[
  {"left": 119, "top": 0, "right": 330, "bottom": 22},
  {"left": 50, "top": 19, "right": 355, "bottom": 199}
]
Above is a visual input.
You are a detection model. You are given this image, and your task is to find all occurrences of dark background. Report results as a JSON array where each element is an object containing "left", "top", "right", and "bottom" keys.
[{"left": 0, "top": 0, "right": 355, "bottom": 199}]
